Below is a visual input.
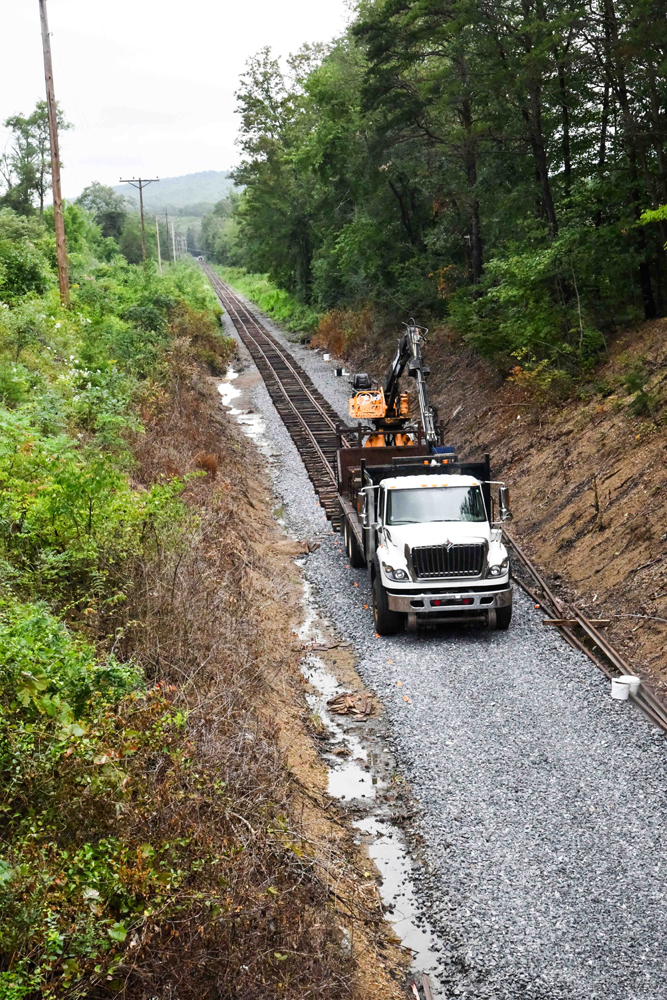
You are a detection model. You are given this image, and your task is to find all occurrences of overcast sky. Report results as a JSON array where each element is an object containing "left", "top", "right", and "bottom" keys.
[{"left": 0, "top": 0, "right": 351, "bottom": 200}]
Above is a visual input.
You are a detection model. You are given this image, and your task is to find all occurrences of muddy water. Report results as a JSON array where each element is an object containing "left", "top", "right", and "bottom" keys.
[
  {"left": 218, "top": 366, "right": 444, "bottom": 996},
  {"left": 217, "top": 367, "right": 278, "bottom": 458}
]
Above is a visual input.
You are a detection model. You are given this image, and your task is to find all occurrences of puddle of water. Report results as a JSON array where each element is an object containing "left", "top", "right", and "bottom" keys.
[
  {"left": 217, "top": 367, "right": 277, "bottom": 458},
  {"left": 302, "top": 654, "right": 377, "bottom": 801},
  {"left": 294, "top": 573, "right": 327, "bottom": 645},
  {"left": 355, "top": 816, "right": 442, "bottom": 987},
  {"left": 297, "top": 581, "right": 445, "bottom": 996}
]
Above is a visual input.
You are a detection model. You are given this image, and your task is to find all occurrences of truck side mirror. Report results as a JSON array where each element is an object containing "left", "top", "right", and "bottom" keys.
[
  {"left": 499, "top": 485, "right": 512, "bottom": 521},
  {"left": 361, "top": 488, "right": 380, "bottom": 529}
]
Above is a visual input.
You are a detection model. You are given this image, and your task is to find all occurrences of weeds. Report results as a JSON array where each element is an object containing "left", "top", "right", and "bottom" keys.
[{"left": 215, "top": 267, "right": 321, "bottom": 333}]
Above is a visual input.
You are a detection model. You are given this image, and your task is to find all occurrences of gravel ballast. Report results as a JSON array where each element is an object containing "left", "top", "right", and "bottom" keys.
[{"left": 220, "top": 294, "right": 667, "bottom": 1000}]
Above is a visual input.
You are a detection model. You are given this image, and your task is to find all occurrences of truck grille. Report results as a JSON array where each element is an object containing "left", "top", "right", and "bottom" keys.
[{"left": 411, "top": 543, "right": 486, "bottom": 579}]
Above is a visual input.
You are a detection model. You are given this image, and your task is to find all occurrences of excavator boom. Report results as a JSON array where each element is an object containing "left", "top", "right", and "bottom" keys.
[{"left": 383, "top": 322, "right": 438, "bottom": 449}]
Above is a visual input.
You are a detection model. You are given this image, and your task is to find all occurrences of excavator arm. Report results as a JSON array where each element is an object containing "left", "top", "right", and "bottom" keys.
[{"left": 383, "top": 322, "right": 439, "bottom": 449}]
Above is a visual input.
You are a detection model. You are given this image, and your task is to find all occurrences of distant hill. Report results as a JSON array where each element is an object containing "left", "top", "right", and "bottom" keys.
[{"left": 115, "top": 171, "right": 236, "bottom": 213}]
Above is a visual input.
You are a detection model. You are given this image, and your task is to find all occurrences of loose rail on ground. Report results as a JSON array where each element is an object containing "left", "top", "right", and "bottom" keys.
[{"left": 505, "top": 529, "right": 667, "bottom": 734}]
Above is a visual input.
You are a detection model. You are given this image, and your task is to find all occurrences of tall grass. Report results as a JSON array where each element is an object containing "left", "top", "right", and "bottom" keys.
[{"left": 215, "top": 266, "right": 321, "bottom": 334}]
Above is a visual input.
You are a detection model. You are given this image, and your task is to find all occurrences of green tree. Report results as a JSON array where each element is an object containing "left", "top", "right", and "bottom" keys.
[
  {"left": 1, "top": 102, "right": 72, "bottom": 217},
  {"left": 76, "top": 182, "right": 128, "bottom": 240}
]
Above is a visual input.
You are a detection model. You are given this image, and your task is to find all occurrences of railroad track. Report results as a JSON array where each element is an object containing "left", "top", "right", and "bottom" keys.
[
  {"left": 201, "top": 262, "right": 348, "bottom": 528},
  {"left": 202, "top": 262, "right": 667, "bottom": 734},
  {"left": 505, "top": 529, "right": 667, "bottom": 735}
]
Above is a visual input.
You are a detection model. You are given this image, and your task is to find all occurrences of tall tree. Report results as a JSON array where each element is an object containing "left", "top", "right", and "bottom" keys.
[{"left": 0, "top": 101, "right": 71, "bottom": 217}]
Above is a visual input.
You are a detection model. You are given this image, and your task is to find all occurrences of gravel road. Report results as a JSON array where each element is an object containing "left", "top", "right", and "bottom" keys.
[{"left": 220, "top": 298, "right": 667, "bottom": 1000}]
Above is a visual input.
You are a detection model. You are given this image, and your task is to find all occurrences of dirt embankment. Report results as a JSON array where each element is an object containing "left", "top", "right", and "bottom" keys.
[
  {"left": 120, "top": 348, "right": 408, "bottom": 999},
  {"left": 323, "top": 317, "right": 667, "bottom": 691}
]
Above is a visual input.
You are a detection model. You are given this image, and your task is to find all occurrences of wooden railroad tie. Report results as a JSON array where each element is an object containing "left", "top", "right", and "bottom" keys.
[{"left": 542, "top": 618, "right": 611, "bottom": 626}]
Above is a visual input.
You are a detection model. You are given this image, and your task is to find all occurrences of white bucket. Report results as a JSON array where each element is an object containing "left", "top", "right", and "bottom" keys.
[
  {"left": 611, "top": 677, "right": 630, "bottom": 700},
  {"left": 621, "top": 674, "right": 641, "bottom": 696},
  {"left": 611, "top": 675, "right": 641, "bottom": 700},
  {"left": 323, "top": 353, "right": 331, "bottom": 361}
]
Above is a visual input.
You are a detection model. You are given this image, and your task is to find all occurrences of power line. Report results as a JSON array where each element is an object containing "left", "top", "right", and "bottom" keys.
[{"left": 119, "top": 177, "right": 159, "bottom": 261}]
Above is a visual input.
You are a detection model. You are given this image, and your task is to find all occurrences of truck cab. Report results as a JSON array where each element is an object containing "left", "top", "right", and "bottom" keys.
[
  {"left": 337, "top": 449, "right": 513, "bottom": 635},
  {"left": 370, "top": 473, "right": 512, "bottom": 634}
]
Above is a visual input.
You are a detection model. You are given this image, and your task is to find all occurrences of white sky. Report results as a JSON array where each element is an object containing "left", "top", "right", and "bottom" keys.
[{"left": 0, "top": 0, "right": 351, "bottom": 200}]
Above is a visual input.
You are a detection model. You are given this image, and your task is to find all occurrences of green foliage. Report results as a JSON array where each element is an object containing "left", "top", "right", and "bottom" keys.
[
  {"left": 217, "top": 266, "right": 320, "bottom": 332},
  {"left": 0, "top": 228, "right": 228, "bottom": 993},
  {"left": 0, "top": 210, "right": 54, "bottom": 302},
  {"left": 639, "top": 205, "right": 667, "bottom": 227},
  {"left": 200, "top": 195, "right": 242, "bottom": 265},
  {"left": 76, "top": 182, "right": 128, "bottom": 241},
  {"left": 231, "top": 0, "right": 667, "bottom": 371},
  {"left": 0, "top": 101, "right": 72, "bottom": 217}
]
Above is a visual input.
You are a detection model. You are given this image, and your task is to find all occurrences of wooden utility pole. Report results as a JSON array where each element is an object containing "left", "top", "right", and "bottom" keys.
[
  {"left": 165, "top": 211, "right": 170, "bottom": 261},
  {"left": 155, "top": 215, "right": 162, "bottom": 273},
  {"left": 119, "top": 177, "right": 159, "bottom": 261},
  {"left": 171, "top": 220, "right": 177, "bottom": 261},
  {"left": 38, "top": 0, "right": 69, "bottom": 306}
]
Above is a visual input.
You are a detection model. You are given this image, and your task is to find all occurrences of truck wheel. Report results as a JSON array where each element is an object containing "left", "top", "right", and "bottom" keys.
[
  {"left": 373, "top": 574, "right": 403, "bottom": 636},
  {"left": 344, "top": 518, "right": 365, "bottom": 569},
  {"left": 496, "top": 605, "right": 512, "bottom": 630}
]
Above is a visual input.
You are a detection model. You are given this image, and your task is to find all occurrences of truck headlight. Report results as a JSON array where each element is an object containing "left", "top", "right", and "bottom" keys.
[
  {"left": 382, "top": 563, "right": 409, "bottom": 582},
  {"left": 488, "top": 557, "right": 509, "bottom": 577}
]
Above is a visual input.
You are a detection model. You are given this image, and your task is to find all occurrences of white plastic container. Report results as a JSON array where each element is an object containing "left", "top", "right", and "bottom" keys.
[
  {"left": 323, "top": 353, "right": 331, "bottom": 361},
  {"left": 611, "top": 675, "right": 641, "bottom": 700},
  {"left": 611, "top": 677, "right": 630, "bottom": 700},
  {"left": 621, "top": 674, "right": 641, "bottom": 696}
]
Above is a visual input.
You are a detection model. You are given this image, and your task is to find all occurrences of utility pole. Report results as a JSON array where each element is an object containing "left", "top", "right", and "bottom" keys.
[
  {"left": 171, "top": 220, "right": 177, "bottom": 261},
  {"left": 165, "top": 211, "right": 170, "bottom": 262},
  {"left": 38, "top": 0, "right": 69, "bottom": 307},
  {"left": 119, "top": 177, "right": 159, "bottom": 261},
  {"left": 155, "top": 215, "right": 162, "bottom": 273}
]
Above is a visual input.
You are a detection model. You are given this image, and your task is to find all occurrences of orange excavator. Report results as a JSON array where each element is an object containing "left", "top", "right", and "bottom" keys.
[{"left": 348, "top": 320, "right": 440, "bottom": 450}]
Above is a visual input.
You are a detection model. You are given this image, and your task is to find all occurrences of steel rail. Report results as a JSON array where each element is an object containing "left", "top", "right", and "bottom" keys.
[
  {"left": 203, "top": 263, "right": 346, "bottom": 444},
  {"left": 504, "top": 528, "right": 667, "bottom": 733},
  {"left": 206, "top": 268, "right": 337, "bottom": 485},
  {"left": 202, "top": 263, "right": 349, "bottom": 526}
]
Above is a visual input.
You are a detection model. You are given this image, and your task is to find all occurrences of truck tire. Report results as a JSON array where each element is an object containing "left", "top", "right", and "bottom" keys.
[
  {"left": 344, "top": 518, "right": 365, "bottom": 569},
  {"left": 496, "top": 605, "right": 512, "bottom": 630},
  {"left": 373, "top": 573, "right": 403, "bottom": 636}
]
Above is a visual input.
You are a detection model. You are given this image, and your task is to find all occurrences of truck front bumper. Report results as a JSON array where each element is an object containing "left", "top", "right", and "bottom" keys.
[{"left": 387, "top": 584, "right": 512, "bottom": 619}]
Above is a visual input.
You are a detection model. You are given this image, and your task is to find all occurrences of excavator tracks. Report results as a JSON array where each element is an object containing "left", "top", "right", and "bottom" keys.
[{"left": 202, "top": 263, "right": 347, "bottom": 529}]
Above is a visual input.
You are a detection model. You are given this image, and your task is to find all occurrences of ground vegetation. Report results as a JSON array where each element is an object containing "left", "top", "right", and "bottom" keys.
[{"left": 0, "top": 208, "right": 392, "bottom": 999}]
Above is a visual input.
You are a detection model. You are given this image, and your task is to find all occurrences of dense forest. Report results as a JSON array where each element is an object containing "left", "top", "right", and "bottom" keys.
[{"left": 201, "top": 0, "right": 667, "bottom": 374}]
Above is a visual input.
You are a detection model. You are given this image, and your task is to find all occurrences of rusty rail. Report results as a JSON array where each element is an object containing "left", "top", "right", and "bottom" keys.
[
  {"left": 504, "top": 528, "right": 667, "bottom": 733},
  {"left": 202, "top": 262, "right": 348, "bottom": 527}
]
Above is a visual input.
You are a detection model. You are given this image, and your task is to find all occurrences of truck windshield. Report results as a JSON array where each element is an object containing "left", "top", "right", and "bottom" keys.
[{"left": 386, "top": 486, "right": 486, "bottom": 525}]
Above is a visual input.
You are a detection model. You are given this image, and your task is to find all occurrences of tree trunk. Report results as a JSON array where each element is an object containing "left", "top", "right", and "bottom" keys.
[
  {"left": 603, "top": 0, "right": 657, "bottom": 317},
  {"left": 458, "top": 88, "right": 483, "bottom": 283},
  {"left": 556, "top": 58, "right": 571, "bottom": 190},
  {"left": 523, "top": 85, "right": 559, "bottom": 236}
]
